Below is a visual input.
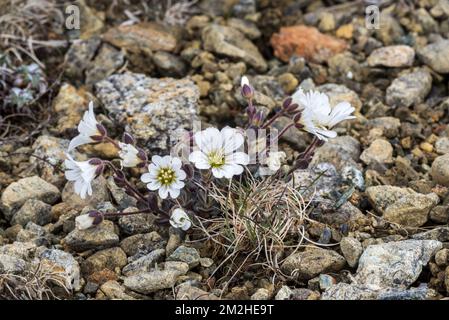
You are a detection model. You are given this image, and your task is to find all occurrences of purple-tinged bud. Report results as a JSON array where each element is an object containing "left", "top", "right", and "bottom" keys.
[
  {"left": 123, "top": 132, "right": 135, "bottom": 145},
  {"left": 295, "top": 123, "right": 304, "bottom": 129},
  {"left": 241, "top": 84, "right": 254, "bottom": 99},
  {"left": 287, "top": 103, "right": 299, "bottom": 112},
  {"left": 95, "top": 164, "right": 105, "bottom": 176},
  {"left": 137, "top": 148, "right": 147, "bottom": 162},
  {"left": 87, "top": 210, "right": 104, "bottom": 225},
  {"left": 89, "top": 158, "right": 103, "bottom": 166},
  {"left": 292, "top": 112, "right": 302, "bottom": 123},
  {"left": 96, "top": 123, "right": 107, "bottom": 137},
  {"left": 282, "top": 97, "right": 292, "bottom": 109},
  {"left": 253, "top": 110, "right": 265, "bottom": 127},
  {"left": 316, "top": 139, "right": 325, "bottom": 147},
  {"left": 91, "top": 135, "right": 104, "bottom": 142}
]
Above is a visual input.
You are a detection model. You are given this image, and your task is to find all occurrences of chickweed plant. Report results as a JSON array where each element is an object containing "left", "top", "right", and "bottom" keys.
[{"left": 64, "top": 76, "right": 355, "bottom": 287}]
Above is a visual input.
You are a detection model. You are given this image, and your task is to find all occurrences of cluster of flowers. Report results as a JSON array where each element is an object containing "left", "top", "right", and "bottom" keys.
[{"left": 66, "top": 77, "right": 355, "bottom": 232}]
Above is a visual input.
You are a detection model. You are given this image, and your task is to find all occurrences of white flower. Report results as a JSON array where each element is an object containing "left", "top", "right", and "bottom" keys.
[
  {"left": 189, "top": 127, "right": 249, "bottom": 179},
  {"left": 64, "top": 154, "right": 100, "bottom": 199},
  {"left": 266, "top": 151, "right": 286, "bottom": 172},
  {"left": 291, "top": 88, "right": 355, "bottom": 141},
  {"left": 141, "top": 155, "right": 186, "bottom": 199},
  {"left": 169, "top": 208, "right": 191, "bottom": 231},
  {"left": 241, "top": 76, "right": 250, "bottom": 87},
  {"left": 75, "top": 214, "right": 95, "bottom": 230},
  {"left": 68, "top": 102, "right": 102, "bottom": 151},
  {"left": 118, "top": 142, "right": 141, "bottom": 167}
]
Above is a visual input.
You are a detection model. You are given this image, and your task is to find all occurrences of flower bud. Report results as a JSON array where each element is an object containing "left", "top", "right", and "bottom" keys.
[
  {"left": 282, "top": 97, "right": 292, "bottom": 109},
  {"left": 88, "top": 158, "right": 103, "bottom": 166},
  {"left": 123, "top": 132, "right": 135, "bottom": 145},
  {"left": 241, "top": 76, "right": 254, "bottom": 99},
  {"left": 88, "top": 210, "right": 104, "bottom": 226},
  {"left": 293, "top": 112, "right": 302, "bottom": 123},
  {"left": 137, "top": 148, "right": 147, "bottom": 162},
  {"left": 96, "top": 123, "right": 107, "bottom": 137}
]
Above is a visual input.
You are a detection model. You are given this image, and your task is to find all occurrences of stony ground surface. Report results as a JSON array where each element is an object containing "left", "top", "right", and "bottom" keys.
[{"left": 1, "top": 0, "right": 449, "bottom": 300}]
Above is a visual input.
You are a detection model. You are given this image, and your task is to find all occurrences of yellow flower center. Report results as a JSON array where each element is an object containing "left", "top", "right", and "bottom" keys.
[
  {"left": 157, "top": 167, "right": 176, "bottom": 186},
  {"left": 207, "top": 150, "right": 225, "bottom": 168}
]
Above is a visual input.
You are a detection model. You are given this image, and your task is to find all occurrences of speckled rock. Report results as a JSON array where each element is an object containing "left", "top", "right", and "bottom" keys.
[
  {"left": 176, "top": 283, "right": 220, "bottom": 300},
  {"left": 431, "top": 153, "right": 449, "bottom": 186},
  {"left": 124, "top": 269, "right": 184, "bottom": 294},
  {"left": 340, "top": 237, "right": 363, "bottom": 268},
  {"left": 360, "top": 139, "right": 394, "bottom": 166},
  {"left": 99, "top": 280, "right": 136, "bottom": 300},
  {"left": 39, "top": 249, "right": 81, "bottom": 291},
  {"left": 167, "top": 245, "right": 201, "bottom": 269},
  {"left": 103, "top": 22, "right": 177, "bottom": 56},
  {"left": 367, "top": 45, "right": 415, "bottom": 67},
  {"left": 310, "top": 135, "right": 361, "bottom": 170},
  {"left": 85, "top": 44, "right": 125, "bottom": 87},
  {"left": 281, "top": 247, "right": 346, "bottom": 280},
  {"left": 292, "top": 163, "right": 341, "bottom": 200},
  {"left": 0, "top": 176, "right": 60, "bottom": 220},
  {"left": 0, "top": 254, "right": 29, "bottom": 274},
  {"left": 366, "top": 185, "right": 439, "bottom": 227},
  {"left": 435, "top": 137, "right": 449, "bottom": 154},
  {"left": 81, "top": 247, "right": 127, "bottom": 276},
  {"left": 118, "top": 209, "right": 156, "bottom": 236},
  {"left": 122, "top": 249, "right": 165, "bottom": 276},
  {"left": 202, "top": 24, "right": 267, "bottom": 72},
  {"left": 63, "top": 220, "right": 119, "bottom": 252},
  {"left": 119, "top": 232, "right": 166, "bottom": 257},
  {"left": 317, "top": 83, "right": 362, "bottom": 112},
  {"left": 11, "top": 199, "right": 52, "bottom": 227},
  {"left": 386, "top": 69, "right": 432, "bottom": 107},
  {"left": 95, "top": 72, "right": 199, "bottom": 153},
  {"left": 418, "top": 39, "right": 449, "bottom": 74}
]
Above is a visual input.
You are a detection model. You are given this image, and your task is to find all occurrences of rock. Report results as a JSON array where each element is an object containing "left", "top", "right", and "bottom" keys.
[
  {"left": 166, "top": 233, "right": 182, "bottom": 256},
  {"left": 411, "top": 227, "right": 449, "bottom": 242},
  {"left": 281, "top": 247, "right": 346, "bottom": 280},
  {"left": 430, "top": 205, "right": 449, "bottom": 224},
  {"left": 167, "top": 245, "right": 201, "bottom": 269},
  {"left": 10, "top": 199, "right": 52, "bottom": 227},
  {"left": 435, "top": 249, "right": 449, "bottom": 267},
  {"left": 61, "top": 176, "right": 109, "bottom": 209},
  {"left": 360, "top": 139, "right": 394, "bottom": 166},
  {"left": 227, "top": 18, "right": 261, "bottom": 39},
  {"left": 317, "top": 83, "right": 362, "bottom": 113},
  {"left": 202, "top": 24, "right": 267, "bottom": 72},
  {"left": 106, "top": 177, "right": 137, "bottom": 210},
  {"left": 356, "top": 240, "right": 442, "bottom": 289},
  {"left": 81, "top": 247, "right": 127, "bottom": 276},
  {"left": 367, "top": 45, "right": 415, "bottom": 68},
  {"left": 31, "top": 135, "right": 78, "bottom": 188},
  {"left": 120, "top": 232, "right": 165, "bottom": 257},
  {"left": 418, "top": 40, "right": 449, "bottom": 74},
  {"left": 386, "top": 69, "right": 432, "bottom": 108},
  {"left": 64, "top": 37, "right": 102, "bottom": 82},
  {"left": 0, "top": 241, "right": 36, "bottom": 260},
  {"left": 124, "top": 269, "right": 183, "bottom": 294},
  {"left": 76, "top": 0, "right": 104, "bottom": 39},
  {"left": 430, "top": 0, "right": 449, "bottom": 18},
  {"left": 122, "top": 249, "right": 165, "bottom": 276},
  {"left": 446, "top": 267, "right": 449, "bottom": 293},
  {"left": 118, "top": 210, "right": 156, "bottom": 236},
  {"left": 310, "top": 136, "right": 361, "bottom": 170},
  {"left": 366, "top": 185, "right": 439, "bottom": 227},
  {"left": 63, "top": 220, "right": 119, "bottom": 252},
  {"left": 277, "top": 73, "right": 298, "bottom": 94},
  {"left": 152, "top": 51, "right": 187, "bottom": 77},
  {"left": 39, "top": 249, "right": 81, "bottom": 291},
  {"left": 323, "top": 240, "right": 442, "bottom": 300},
  {"left": 85, "top": 44, "right": 125, "bottom": 87},
  {"left": 431, "top": 153, "right": 449, "bottom": 186},
  {"left": 375, "top": 13, "right": 404, "bottom": 45},
  {"left": 367, "top": 117, "right": 401, "bottom": 139},
  {"left": 16, "top": 222, "right": 50, "bottom": 246},
  {"left": 270, "top": 25, "right": 348, "bottom": 63},
  {"left": 0, "top": 176, "right": 60, "bottom": 220},
  {"left": 175, "top": 283, "right": 219, "bottom": 300},
  {"left": 275, "top": 286, "right": 293, "bottom": 300},
  {"left": 340, "top": 237, "right": 363, "bottom": 268},
  {"left": 52, "top": 85, "right": 90, "bottom": 134},
  {"left": 99, "top": 280, "right": 136, "bottom": 300},
  {"left": 0, "top": 254, "right": 28, "bottom": 274},
  {"left": 103, "top": 22, "right": 177, "bottom": 56},
  {"left": 95, "top": 72, "right": 199, "bottom": 153},
  {"left": 435, "top": 137, "right": 449, "bottom": 154},
  {"left": 251, "top": 288, "right": 270, "bottom": 300},
  {"left": 293, "top": 163, "right": 341, "bottom": 200}
]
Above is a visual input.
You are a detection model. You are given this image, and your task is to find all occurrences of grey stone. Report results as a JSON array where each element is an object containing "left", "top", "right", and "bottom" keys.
[
  {"left": 418, "top": 40, "right": 449, "bottom": 74},
  {"left": 62, "top": 175, "right": 109, "bottom": 209},
  {"left": 0, "top": 176, "right": 60, "bottom": 220},
  {"left": 122, "top": 249, "right": 165, "bottom": 276},
  {"left": 340, "top": 237, "right": 363, "bottom": 268},
  {"left": 167, "top": 245, "right": 201, "bottom": 269},
  {"left": 386, "top": 69, "right": 432, "bottom": 107},
  {"left": 202, "top": 24, "right": 267, "bottom": 72},
  {"left": 39, "top": 249, "right": 81, "bottom": 291},
  {"left": 310, "top": 136, "right": 361, "bottom": 170},
  {"left": 63, "top": 220, "right": 119, "bottom": 252},
  {"left": 124, "top": 269, "right": 183, "bottom": 294},
  {"left": 81, "top": 247, "right": 127, "bottom": 275},
  {"left": 431, "top": 153, "right": 449, "bottom": 186},
  {"left": 95, "top": 72, "right": 199, "bottom": 153},
  {"left": 0, "top": 254, "right": 29, "bottom": 274},
  {"left": 11, "top": 199, "right": 52, "bottom": 227},
  {"left": 367, "top": 45, "right": 415, "bottom": 68}
]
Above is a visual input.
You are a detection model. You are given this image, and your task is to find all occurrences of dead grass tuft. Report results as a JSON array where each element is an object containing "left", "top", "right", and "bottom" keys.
[{"left": 0, "top": 261, "right": 71, "bottom": 300}]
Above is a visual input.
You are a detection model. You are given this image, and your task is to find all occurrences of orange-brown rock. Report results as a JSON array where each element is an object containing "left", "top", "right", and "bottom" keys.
[
  {"left": 103, "top": 22, "right": 177, "bottom": 55},
  {"left": 270, "top": 25, "right": 348, "bottom": 63}
]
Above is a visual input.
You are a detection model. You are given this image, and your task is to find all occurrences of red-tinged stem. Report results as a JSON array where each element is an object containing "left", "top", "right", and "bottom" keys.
[
  {"left": 104, "top": 136, "right": 121, "bottom": 150},
  {"left": 262, "top": 110, "right": 285, "bottom": 129},
  {"left": 104, "top": 208, "right": 152, "bottom": 217}
]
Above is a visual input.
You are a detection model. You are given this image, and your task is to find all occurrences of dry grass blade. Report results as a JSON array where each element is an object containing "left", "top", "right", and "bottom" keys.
[{"left": 0, "top": 261, "right": 71, "bottom": 300}]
